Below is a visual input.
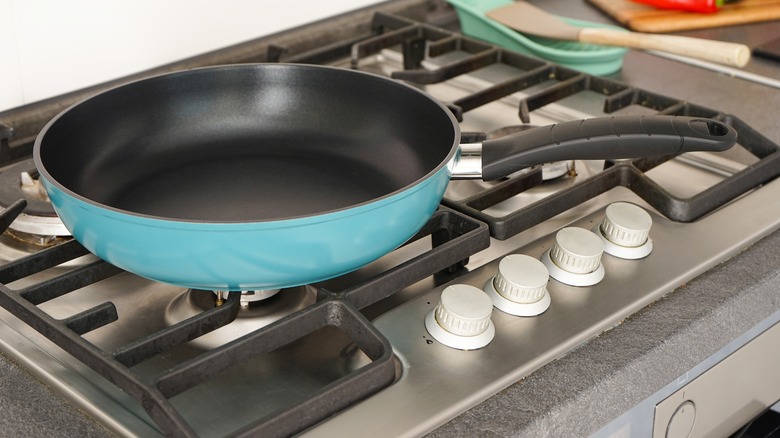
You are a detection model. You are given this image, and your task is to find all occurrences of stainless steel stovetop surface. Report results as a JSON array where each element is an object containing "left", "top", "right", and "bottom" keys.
[
  {"left": 3, "top": 167, "right": 779, "bottom": 438},
  {"left": 1, "top": 4, "right": 780, "bottom": 437}
]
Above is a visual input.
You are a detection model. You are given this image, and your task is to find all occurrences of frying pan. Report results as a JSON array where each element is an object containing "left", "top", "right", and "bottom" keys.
[{"left": 33, "top": 64, "right": 736, "bottom": 291}]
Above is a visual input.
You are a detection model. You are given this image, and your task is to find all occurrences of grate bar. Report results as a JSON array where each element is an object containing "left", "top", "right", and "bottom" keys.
[
  {"left": 351, "top": 24, "right": 422, "bottom": 66},
  {"left": 156, "top": 301, "right": 339, "bottom": 398},
  {"left": 149, "top": 300, "right": 396, "bottom": 438},
  {"left": 0, "top": 199, "right": 27, "bottom": 235},
  {"left": 229, "top": 300, "right": 395, "bottom": 438},
  {"left": 341, "top": 208, "right": 490, "bottom": 310},
  {"left": 0, "top": 239, "right": 91, "bottom": 284},
  {"left": 392, "top": 48, "right": 499, "bottom": 84},
  {"left": 518, "top": 72, "right": 590, "bottom": 114},
  {"left": 268, "top": 32, "right": 375, "bottom": 65},
  {"left": 112, "top": 293, "right": 242, "bottom": 368},
  {"left": 0, "top": 281, "right": 199, "bottom": 436},
  {"left": 464, "top": 168, "right": 544, "bottom": 211},
  {"left": 63, "top": 302, "right": 118, "bottom": 336},
  {"left": 452, "top": 65, "right": 552, "bottom": 115},
  {"left": 19, "top": 259, "right": 122, "bottom": 305}
]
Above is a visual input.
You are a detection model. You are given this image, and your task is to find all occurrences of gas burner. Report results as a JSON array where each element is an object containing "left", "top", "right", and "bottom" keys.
[
  {"left": 0, "top": 159, "right": 70, "bottom": 238},
  {"left": 222, "top": 288, "right": 281, "bottom": 304},
  {"left": 0, "top": 229, "right": 70, "bottom": 258},
  {"left": 165, "top": 286, "right": 317, "bottom": 349}
]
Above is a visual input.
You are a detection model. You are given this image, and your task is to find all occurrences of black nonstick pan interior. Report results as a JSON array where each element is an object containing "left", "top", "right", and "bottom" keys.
[{"left": 37, "top": 65, "right": 459, "bottom": 221}]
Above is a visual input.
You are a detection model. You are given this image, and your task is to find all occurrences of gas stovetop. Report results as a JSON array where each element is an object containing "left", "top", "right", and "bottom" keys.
[{"left": 1, "top": 6, "right": 779, "bottom": 438}]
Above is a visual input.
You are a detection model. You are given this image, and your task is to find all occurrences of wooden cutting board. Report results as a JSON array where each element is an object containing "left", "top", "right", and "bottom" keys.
[{"left": 586, "top": 0, "right": 780, "bottom": 32}]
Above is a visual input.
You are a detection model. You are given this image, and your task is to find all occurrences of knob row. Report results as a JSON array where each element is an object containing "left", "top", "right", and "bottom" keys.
[
  {"left": 544, "top": 202, "right": 653, "bottom": 286},
  {"left": 425, "top": 202, "right": 654, "bottom": 350},
  {"left": 425, "top": 255, "right": 553, "bottom": 349}
]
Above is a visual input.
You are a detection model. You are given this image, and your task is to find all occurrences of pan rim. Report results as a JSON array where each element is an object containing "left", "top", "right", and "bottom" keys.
[
  {"left": 33, "top": 63, "right": 461, "bottom": 225},
  {"left": 41, "top": 165, "right": 453, "bottom": 231}
]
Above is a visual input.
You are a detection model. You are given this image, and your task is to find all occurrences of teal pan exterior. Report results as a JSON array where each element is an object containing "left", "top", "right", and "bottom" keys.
[
  {"left": 41, "top": 166, "right": 452, "bottom": 291},
  {"left": 31, "top": 64, "right": 461, "bottom": 292}
]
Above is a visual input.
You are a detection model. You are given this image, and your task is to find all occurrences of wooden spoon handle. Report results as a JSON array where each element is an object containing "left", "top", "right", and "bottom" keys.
[{"left": 579, "top": 27, "right": 750, "bottom": 67}]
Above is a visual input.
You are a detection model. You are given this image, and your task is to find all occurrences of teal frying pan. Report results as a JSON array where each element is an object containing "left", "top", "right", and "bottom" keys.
[{"left": 33, "top": 64, "right": 736, "bottom": 291}]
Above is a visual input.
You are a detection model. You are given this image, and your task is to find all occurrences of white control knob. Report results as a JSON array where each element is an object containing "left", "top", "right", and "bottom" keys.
[
  {"left": 542, "top": 227, "right": 605, "bottom": 286},
  {"left": 595, "top": 202, "right": 654, "bottom": 259},
  {"left": 550, "top": 227, "right": 604, "bottom": 274},
  {"left": 485, "top": 254, "right": 551, "bottom": 316},
  {"left": 601, "top": 202, "right": 652, "bottom": 247},
  {"left": 435, "top": 285, "right": 493, "bottom": 336},
  {"left": 425, "top": 284, "right": 495, "bottom": 350}
]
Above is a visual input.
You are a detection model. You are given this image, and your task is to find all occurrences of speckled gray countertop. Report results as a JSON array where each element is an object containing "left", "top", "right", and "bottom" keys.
[{"left": 1, "top": 1, "right": 780, "bottom": 437}]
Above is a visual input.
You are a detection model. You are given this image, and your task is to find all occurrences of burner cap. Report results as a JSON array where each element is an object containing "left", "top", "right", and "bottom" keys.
[{"left": 0, "top": 159, "right": 69, "bottom": 236}]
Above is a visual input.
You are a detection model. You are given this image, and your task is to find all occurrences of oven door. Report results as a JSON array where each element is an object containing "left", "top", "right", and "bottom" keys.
[{"left": 652, "top": 321, "right": 780, "bottom": 438}]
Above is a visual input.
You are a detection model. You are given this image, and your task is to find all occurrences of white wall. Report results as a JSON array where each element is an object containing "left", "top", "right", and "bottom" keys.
[{"left": 0, "top": 0, "right": 382, "bottom": 112}]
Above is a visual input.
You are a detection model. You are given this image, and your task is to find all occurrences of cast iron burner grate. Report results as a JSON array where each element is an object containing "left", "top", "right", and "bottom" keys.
[
  {"left": 322, "top": 13, "right": 780, "bottom": 240},
  {"left": 0, "top": 200, "right": 489, "bottom": 437},
  {"left": 452, "top": 115, "right": 780, "bottom": 239}
]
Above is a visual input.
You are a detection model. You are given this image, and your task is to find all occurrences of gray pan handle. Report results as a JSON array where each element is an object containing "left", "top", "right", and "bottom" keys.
[{"left": 480, "top": 115, "right": 738, "bottom": 181}]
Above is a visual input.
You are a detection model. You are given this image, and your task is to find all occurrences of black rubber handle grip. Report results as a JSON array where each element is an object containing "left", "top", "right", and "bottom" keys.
[{"left": 480, "top": 115, "right": 738, "bottom": 181}]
